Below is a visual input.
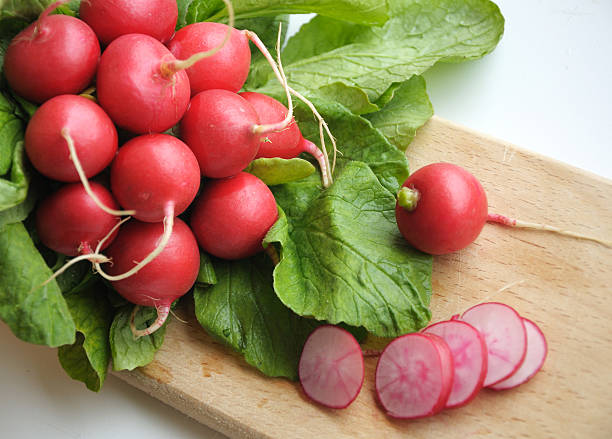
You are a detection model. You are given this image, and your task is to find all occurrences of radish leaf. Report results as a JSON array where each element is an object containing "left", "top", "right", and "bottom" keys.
[{"left": 245, "top": 157, "right": 315, "bottom": 186}]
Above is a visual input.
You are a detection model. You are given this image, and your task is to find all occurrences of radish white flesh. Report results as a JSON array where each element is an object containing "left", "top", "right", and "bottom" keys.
[
  {"left": 423, "top": 320, "right": 487, "bottom": 408},
  {"left": 375, "top": 333, "right": 454, "bottom": 419},
  {"left": 298, "top": 325, "right": 364, "bottom": 409},
  {"left": 490, "top": 318, "right": 547, "bottom": 390},
  {"left": 461, "top": 302, "right": 527, "bottom": 387}
]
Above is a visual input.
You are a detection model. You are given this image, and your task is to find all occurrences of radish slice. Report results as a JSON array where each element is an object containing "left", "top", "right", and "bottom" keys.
[
  {"left": 298, "top": 325, "right": 364, "bottom": 409},
  {"left": 489, "top": 318, "right": 547, "bottom": 390},
  {"left": 461, "top": 302, "right": 527, "bottom": 387},
  {"left": 423, "top": 320, "right": 487, "bottom": 408},
  {"left": 375, "top": 333, "right": 454, "bottom": 419}
]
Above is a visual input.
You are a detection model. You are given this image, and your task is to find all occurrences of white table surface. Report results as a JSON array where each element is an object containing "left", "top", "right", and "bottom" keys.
[{"left": 2, "top": 1, "right": 611, "bottom": 438}]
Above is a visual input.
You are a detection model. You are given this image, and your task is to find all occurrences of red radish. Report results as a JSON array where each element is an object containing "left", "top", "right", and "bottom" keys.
[
  {"left": 239, "top": 92, "right": 332, "bottom": 187},
  {"left": 375, "top": 333, "right": 454, "bottom": 419},
  {"left": 460, "top": 302, "right": 527, "bottom": 387},
  {"left": 490, "top": 318, "right": 547, "bottom": 390},
  {"left": 189, "top": 172, "right": 278, "bottom": 260},
  {"left": 167, "top": 22, "right": 251, "bottom": 95},
  {"left": 298, "top": 325, "right": 364, "bottom": 409},
  {"left": 36, "top": 182, "right": 120, "bottom": 257},
  {"left": 79, "top": 0, "right": 178, "bottom": 45},
  {"left": 104, "top": 218, "right": 200, "bottom": 337},
  {"left": 395, "top": 163, "right": 488, "bottom": 255},
  {"left": 423, "top": 320, "right": 487, "bottom": 408},
  {"left": 25, "top": 95, "right": 117, "bottom": 182},
  {"left": 110, "top": 134, "right": 200, "bottom": 223},
  {"left": 3, "top": 1, "right": 100, "bottom": 104},
  {"left": 96, "top": 34, "right": 190, "bottom": 134}
]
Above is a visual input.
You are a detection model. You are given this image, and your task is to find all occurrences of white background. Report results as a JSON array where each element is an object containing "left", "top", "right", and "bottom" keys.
[{"left": 1, "top": 1, "right": 611, "bottom": 438}]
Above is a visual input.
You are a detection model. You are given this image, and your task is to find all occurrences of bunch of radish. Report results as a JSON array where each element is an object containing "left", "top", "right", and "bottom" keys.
[
  {"left": 298, "top": 302, "right": 547, "bottom": 418},
  {"left": 8, "top": 0, "right": 334, "bottom": 337}
]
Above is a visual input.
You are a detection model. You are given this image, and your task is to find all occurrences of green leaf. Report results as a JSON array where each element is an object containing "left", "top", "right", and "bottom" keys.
[
  {"left": 245, "top": 157, "right": 315, "bottom": 185},
  {"left": 0, "top": 141, "right": 29, "bottom": 211},
  {"left": 0, "top": 175, "right": 36, "bottom": 227},
  {"left": 0, "top": 222, "right": 75, "bottom": 347},
  {"left": 58, "top": 286, "right": 113, "bottom": 392},
  {"left": 0, "top": 91, "right": 25, "bottom": 176},
  {"left": 197, "top": 252, "right": 217, "bottom": 286},
  {"left": 194, "top": 254, "right": 322, "bottom": 380},
  {"left": 110, "top": 305, "right": 168, "bottom": 371},
  {"left": 266, "top": 161, "right": 432, "bottom": 338},
  {"left": 278, "top": 0, "right": 504, "bottom": 101},
  {"left": 314, "top": 82, "right": 379, "bottom": 115},
  {"left": 366, "top": 75, "right": 433, "bottom": 150}
]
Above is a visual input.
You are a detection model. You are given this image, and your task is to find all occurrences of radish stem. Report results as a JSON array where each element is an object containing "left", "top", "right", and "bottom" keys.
[{"left": 397, "top": 187, "right": 420, "bottom": 211}]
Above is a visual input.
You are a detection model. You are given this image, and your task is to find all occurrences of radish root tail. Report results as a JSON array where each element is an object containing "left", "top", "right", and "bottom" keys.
[
  {"left": 130, "top": 304, "right": 171, "bottom": 338},
  {"left": 487, "top": 213, "right": 612, "bottom": 247}
]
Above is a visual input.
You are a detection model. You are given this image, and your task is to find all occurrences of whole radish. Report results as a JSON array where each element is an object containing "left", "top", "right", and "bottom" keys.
[
  {"left": 167, "top": 22, "right": 251, "bottom": 95},
  {"left": 104, "top": 218, "right": 200, "bottom": 337},
  {"left": 80, "top": 0, "right": 178, "bottom": 45},
  {"left": 239, "top": 92, "right": 331, "bottom": 187},
  {"left": 25, "top": 95, "right": 117, "bottom": 182},
  {"left": 298, "top": 325, "right": 364, "bottom": 409},
  {"left": 96, "top": 34, "right": 191, "bottom": 134},
  {"left": 3, "top": 1, "right": 100, "bottom": 103},
  {"left": 189, "top": 172, "right": 278, "bottom": 260},
  {"left": 36, "top": 182, "right": 120, "bottom": 257},
  {"left": 396, "top": 163, "right": 488, "bottom": 255}
]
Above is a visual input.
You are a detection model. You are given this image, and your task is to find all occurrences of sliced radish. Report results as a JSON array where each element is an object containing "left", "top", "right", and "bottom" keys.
[
  {"left": 298, "top": 325, "right": 364, "bottom": 409},
  {"left": 423, "top": 320, "right": 487, "bottom": 408},
  {"left": 375, "top": 333, "right": 454, "bottom": 419},
  {"left": 490, "top": 318, "right": 547, "bottom": 390},
  {"left": 461, "top": 302, "right": 527, "bottom": 387}
]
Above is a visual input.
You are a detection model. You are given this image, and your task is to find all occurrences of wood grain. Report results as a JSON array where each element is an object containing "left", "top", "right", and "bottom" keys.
[{"left": 112, "top": 116, "right": 612, "bottom": 439}]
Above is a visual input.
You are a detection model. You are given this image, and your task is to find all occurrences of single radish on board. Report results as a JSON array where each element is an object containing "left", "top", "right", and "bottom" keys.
[
  {"left": 80, "top": 0, "right": 178, "bottom": 45},
  {"left": 298, "top": 325, "right": 364, "bottom": 409},
  {"left": 189, "top": 172, "right": 278, "bottom": 260},
  {"left": 375, "top": 333, "right": 454, "bottom": 419},
  {"left": 3, "top": 1, "right": 100, "bottom": 103},
  {"left": 25, "top": 95, "right": 117, "bottom": 182},
  {"left": 396, "top": 162, "right": 612, "bottom": 255},
  {"left": 239, "top": 92, "right": 332, "bottom": 187},
  {"left": 104, "top": 219, "right": 200, "bottom": 337},
  {"left": 423, "top": 319, "right": 488, "bottom": 408},
  {"left": 489, "top": 317, "right": 547, "bottom": 390},
  {"left": 460, "top": 302, "right": 527, "bottom": 387}
]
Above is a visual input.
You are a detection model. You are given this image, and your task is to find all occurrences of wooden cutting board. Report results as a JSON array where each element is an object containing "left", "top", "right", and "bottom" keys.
[{"left": 111, "top": 116, "right": 612, "bottom": 438}]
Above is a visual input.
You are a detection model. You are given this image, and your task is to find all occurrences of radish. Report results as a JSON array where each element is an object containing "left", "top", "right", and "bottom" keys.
[
  {"left": 104, "top": 218, "right": 200, "bottom": 337},
  {"left": 36, "top": 182, "right": 120, "bottom": 257},
  {"left": 167, "top": 22, "right": 251, "bottom": 95},
  {"left": 239, "top": 92, "right": 332, "bottom": 187},
  {"left": 3, "top": 1, "right": 100, "bottom": 104},
  {"left": 79, "top": 0, "right": 178, "bottom": 46},
  {"left": 489, "top": 317, "right": 547, "bottom": 390},
  {"left": 423, "top": 319, "right": 487, "bottom": 408},
  {"left": 189, "top": 172, "right": 278, "bottom": 260},
  {"left": 298, "top": 325, "right": 364, "bottom": 409},
  {"left": 375, "top": 333, "right": 454, "bottom": 419},
  {"left": 396, "top": 162, "right": 611, "bottom": 255},
  {"left": 25, "top": 95, "right": 117, "bottom": 183},
  {"left": 460, "top": 302, "right": 527, "bottom": 387}
]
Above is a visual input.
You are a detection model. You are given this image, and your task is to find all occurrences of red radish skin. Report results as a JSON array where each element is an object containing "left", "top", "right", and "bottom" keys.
[
  {"left": 375, "top": 333, "right": 454, "bottom": 419},
  {"left": 180, "top": 90, "right": 263, "bottom": 178},
  {"left": 96, "top": 34, "right": 190, "bottom": 134},
  {"left": 490, "top": 318, "right": 547, "bottom": 390},
  {"left": 35, "top": 182, "right": 120, "bottom": 257},
  {"left": 423, "top": 320, "right": 488, "bottom": 408},
  {"left": 190, "top": 172, "right": 278, "bottom": 260},
  {"left": 25, "top": 95, "right": 117, "bottom": 182},
  {"left": 396, "top": 163, "right": 488, "bottom": 255},
  {"left": 80, "top": 0, "right": 178, "bottom": 45},
  {"left": 460, "top": 302, "right": 527, "bottom": 387},
  {"left": 104, "top": 218, "right": 200, "bottom": 337},
  {"left": 110, "top": 134, "right": 200, "bottom": 222},
  {"left": 3, "top": 1, "right": 100, "bottom": 104},
  {"left": 167, "top": 22, "right": 251, "bottom": 95},
  {"left": 298, "top": 325, "right": 364, "bottom": 409}
]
